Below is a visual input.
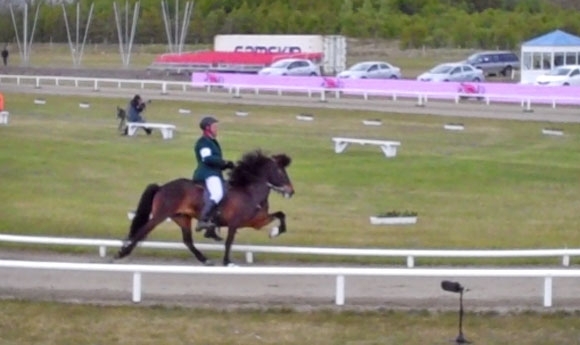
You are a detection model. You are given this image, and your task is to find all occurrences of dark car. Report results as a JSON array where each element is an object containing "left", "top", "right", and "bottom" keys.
[{"left": 465, "top": 51, "right": 520, "bottom": 77}]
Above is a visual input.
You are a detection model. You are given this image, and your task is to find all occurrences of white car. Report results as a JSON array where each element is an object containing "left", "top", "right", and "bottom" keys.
[
  {"left": 535, "top": 65, "right": 580, "bottom": 86},
  {"left": 417, "top": 63, "right": 485, "bottom": 82},
  {"left": 257, "top": 58, "right": 320, "bottom": 76},
  {"left": 337, "top": 61, "right": 401, "bottom": 79}
]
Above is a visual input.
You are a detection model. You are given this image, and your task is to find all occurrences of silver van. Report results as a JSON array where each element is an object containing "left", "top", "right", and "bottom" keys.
[{"left": 465, "top": 51, "right": 520, "bottom": 77}]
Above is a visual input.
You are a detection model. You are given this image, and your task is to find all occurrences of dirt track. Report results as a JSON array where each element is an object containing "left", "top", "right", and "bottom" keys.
[
  {"left": 2, "top": 66, "right": 580, "bottom": 311},
  {"left": 2, "top": 249, "right": 580, "bottom": 312}
]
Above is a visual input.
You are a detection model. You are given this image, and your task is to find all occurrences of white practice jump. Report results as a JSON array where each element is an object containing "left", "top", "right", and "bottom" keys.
[
  {"left": 127, "top": 122, "right": 176, "bottom": 140},
  {"left": 0, "top": 111, "right": 9, "bottom": 125},
  {"left": 332, "top": 137, "right": 401, "bottom": 158}
]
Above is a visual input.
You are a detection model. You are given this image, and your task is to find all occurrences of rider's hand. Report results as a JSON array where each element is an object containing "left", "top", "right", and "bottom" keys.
[{"left": 224, "top": 161, "right": 235, "bottom": 170}]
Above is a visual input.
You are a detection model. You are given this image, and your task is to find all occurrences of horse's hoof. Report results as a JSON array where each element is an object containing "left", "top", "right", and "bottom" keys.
[
  {"left": 269, "top": 227, "right": 280, "bottom": 238},
  {"left": 203, "top": 259, "right": 214, "bottom": 266},
  {"left": 226, "top": 262, "right": 238, "bottom": 267}
]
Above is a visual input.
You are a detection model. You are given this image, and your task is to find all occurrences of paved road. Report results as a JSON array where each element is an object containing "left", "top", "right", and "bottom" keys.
[{"left": 2, "top": 70, "right": 580, "bottom": 311}]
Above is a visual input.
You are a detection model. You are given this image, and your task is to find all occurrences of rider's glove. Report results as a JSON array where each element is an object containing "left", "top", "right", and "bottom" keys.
[{"left": 223, "top": 161, "right": 235, "bottom": 170}]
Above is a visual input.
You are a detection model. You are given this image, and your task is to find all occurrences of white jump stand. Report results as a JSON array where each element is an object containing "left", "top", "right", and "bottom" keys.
[
  {"left": 127, "top": 122, "right": 176, "bottom": 140},
  {"left": 0, "top": 111, "right": 9, "bottom": 125},
  {"left": 332, "top": 137, "right": 401, "bottom": 158}
]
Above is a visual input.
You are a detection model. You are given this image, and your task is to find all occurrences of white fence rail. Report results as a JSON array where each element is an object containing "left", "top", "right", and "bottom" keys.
[
  {"left": 0, "top": 74, "right": 578, "bottom": 110},
  {"left": 0, "top": 258, "right": 577, "bottom": 307},
  {"left": 0, "top": 234, "right": 578, "bottom": 267}
]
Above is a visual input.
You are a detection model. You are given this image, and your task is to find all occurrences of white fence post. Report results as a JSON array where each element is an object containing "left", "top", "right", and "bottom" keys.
[
  {"left": 35, "top": 77, "right": 41, "bottom": 89},
  {"left": 245, "top": 252, "right": 254, "bottom": 264},
  {"left": 161, "top": 82, "right": 168, "bottom": 95},
  {"left": 320, "top": 90, "right": 326, "bottom": 102},
  {"left": 523, "top": 98, "right": 533, "bottom": 113},
  {"left": 335, "top": 275, "right": 345, "bottom": 305},
  {"left": 406, "top": 256, "right": 415, "bottom": 268},
  {"left": 416, "top": 94, "right": 424, "bottom": 107},
  {"left": 132, "top": 272, "right": 142, "bottom": 303},
  {"left": 99, "top": 246, "right": 107, "bottom": 258},
  {"left": 543, "top": 276, "right": 552, "bottom": 307}
]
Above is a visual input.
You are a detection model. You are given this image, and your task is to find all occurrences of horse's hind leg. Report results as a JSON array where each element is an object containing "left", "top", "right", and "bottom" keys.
[
  {"left": 116, "top": 216, "right": 165, "bottom": 259},
  {"left": 173, "top": 215, "right": 212, "bottom": 266}
]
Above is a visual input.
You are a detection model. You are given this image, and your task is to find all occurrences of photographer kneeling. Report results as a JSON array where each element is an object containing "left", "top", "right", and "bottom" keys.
[{"left": 123, "top": 94, "right": 151, "bottom": 136}]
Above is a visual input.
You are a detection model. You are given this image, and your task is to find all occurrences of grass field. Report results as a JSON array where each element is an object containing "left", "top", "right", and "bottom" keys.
[
  {"left": 0, "top": 299, "right": 579, "bottom": 345},
  {"left": 1, "top": 40, "right": 516, "bottom": 80},
  {"left": 1, "top": 91, "right": 579, "bottom": 265},
  {"left": 0, "top": 64, "right": 578, "bottom": 344}
]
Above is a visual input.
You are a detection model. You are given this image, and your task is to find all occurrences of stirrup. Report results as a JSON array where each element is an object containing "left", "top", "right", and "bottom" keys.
[{"left": 195, "top": 220, "right": 214, "bottom": 232}]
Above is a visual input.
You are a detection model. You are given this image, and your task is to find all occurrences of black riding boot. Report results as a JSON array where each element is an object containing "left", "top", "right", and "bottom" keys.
[{"left": 196, "top": 201, "right": 222, "bottom": 241}]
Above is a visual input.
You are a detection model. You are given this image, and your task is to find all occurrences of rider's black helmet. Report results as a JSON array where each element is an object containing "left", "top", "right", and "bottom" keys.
[{"left": 199, "top": 116, "right": 218, "bottom": 130}]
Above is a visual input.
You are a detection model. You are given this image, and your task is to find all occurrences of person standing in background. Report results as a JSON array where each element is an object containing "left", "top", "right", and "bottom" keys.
[{"left": 1, "top": 45, "right": 8, "bottom": 66}]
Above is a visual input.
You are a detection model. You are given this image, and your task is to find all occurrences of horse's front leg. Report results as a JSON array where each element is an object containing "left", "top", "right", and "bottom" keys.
[
  {"left": 267, "top": 211, "right": 286, "bottom": 238},
  {"left": 223, "top": 226, "right": 238, "bottom": 267},
  {"left": 264, "top": 211, "right": 286, "bottom": 238}
]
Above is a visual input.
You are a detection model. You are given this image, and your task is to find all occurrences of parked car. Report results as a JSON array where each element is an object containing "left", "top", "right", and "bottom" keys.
[
  {"left": 257, "top": 58, "right": 320, "bottom": 76},
  {"left": 417, "top": 63, "right": 484, "bottom": 82},
  {"left": 535, "top": 65, "right": 580, "bottom": 86},
  {"left": 337, "top": 61, "right": 401, "bottom": 79},
  {"left": 464, "top": 51, "right": 520, "bottom": 77}
]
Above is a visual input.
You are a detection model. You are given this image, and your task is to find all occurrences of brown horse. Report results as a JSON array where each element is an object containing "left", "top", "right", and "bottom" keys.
[{"left": 115, "top": 150, "right": 294, "bottom": 266}]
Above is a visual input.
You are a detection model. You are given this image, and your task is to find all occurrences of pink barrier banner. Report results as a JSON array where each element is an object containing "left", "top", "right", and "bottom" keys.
[{"left": 192, "top": 73, "right": 580, "bottom": 105}]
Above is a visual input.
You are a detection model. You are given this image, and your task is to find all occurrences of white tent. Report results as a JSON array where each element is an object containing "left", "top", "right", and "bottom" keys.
[{"left": 521, "top": 29, "right": 580, "bottom": 84}]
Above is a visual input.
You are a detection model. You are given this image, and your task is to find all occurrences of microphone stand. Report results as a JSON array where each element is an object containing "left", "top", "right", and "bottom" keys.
[{"left": 455, "top": 289, "right": 470, "bottom": 344}]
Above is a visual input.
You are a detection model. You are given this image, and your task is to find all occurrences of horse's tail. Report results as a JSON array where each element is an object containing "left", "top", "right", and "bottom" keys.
[{"left": 128, "top": 183, "right": 160, "bottom": 239}]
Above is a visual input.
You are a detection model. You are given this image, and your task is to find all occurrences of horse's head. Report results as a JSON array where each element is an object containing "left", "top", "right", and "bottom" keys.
[
  {"left": 228, "top": 150, "right": 294, "bottom": 198},
  {"left": 269, "top": 153, "right": 294, "bottom": 198}
]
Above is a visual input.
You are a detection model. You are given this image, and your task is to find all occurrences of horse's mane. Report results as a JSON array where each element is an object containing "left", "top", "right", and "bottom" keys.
[{"left": 228, "top": 150, "right": 291, "bottom": 188}]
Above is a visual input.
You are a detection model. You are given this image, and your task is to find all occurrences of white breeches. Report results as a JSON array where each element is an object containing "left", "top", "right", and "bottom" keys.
[{"left": 205, "top": 176, "right": 224, "bottom": 204}]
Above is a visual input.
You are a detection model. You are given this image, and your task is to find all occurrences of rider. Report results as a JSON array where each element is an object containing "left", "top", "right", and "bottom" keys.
[{"left": 192, "top": 116, "right": 235, "bottom": 241}]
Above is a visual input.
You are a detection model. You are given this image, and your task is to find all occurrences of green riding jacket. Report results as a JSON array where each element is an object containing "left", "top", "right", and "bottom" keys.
[{"left": 192, "top": 135, "right": 228, "bottom": 182}]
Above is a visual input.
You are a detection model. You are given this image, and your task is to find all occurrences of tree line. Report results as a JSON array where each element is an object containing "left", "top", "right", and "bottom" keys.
[{"left": 0, "top": 0, "right": 578, "bottom": 49}]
